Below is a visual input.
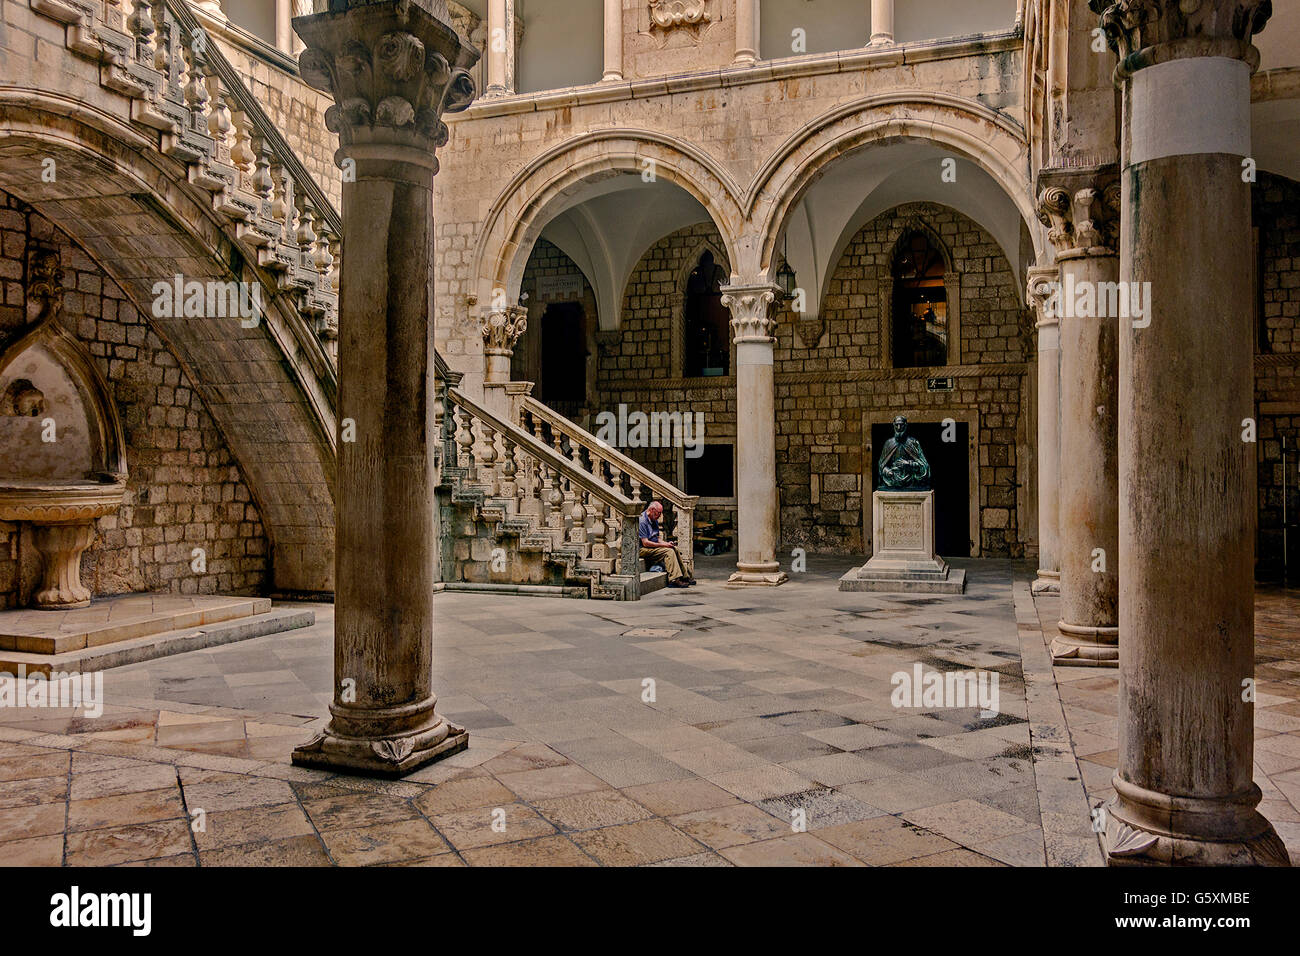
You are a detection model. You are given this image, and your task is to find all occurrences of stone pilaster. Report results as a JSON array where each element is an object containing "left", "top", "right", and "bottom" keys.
[
  {"left": 1027, "top": 264, "right": 1061, "bottom": 595},
  {"left": 291, "top": 0, "right": 479, "bottom": 777},
  {"left": 721, "top": 282, "right": 787, "bottom": 587},
  {"left": 1036, "top": 166, "right": 1121, "bottom": 665},
  {"left": 1090, "top": 0, "right": 1289, "bottom": 865}
]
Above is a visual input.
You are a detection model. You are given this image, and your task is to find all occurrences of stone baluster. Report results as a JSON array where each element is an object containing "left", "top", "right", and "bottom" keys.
[
  {"left": 569, "top": 489, "right": 589, "bottom": 545},
  {"left": 500, "top": 434, "right": 518, "bottom": 500},
  {"left": 230, "top": 108, "right": 256, "bottom": 174},
  {"left": 628, "top": 475, "right": 643, "bottom": 507},
  {"left": 128, "top": 0, "right": 157, "bottom": 63},
  {"left": 606, "top": 503, "right": 620, "bottom": 564},
  {"left": 545, "top": 466, "right": 565, "bottom": 532},
  {"left": 455, "top": 404, "right": 475, "bottom": 480},
  {"left": 590, "top": 500, "right": 608, "bottom": 558},
  {"left": 296, "top": 197, "right": 319, "bottom": 269},
  {"left": 207, "top": 78, "right": 234, "bottom": 162},
  {"left": 477, "top": 420, "right": 499, "bottom": 495},
  {"left": 608, "top": 462, "right": 623, "bottom": 499}
]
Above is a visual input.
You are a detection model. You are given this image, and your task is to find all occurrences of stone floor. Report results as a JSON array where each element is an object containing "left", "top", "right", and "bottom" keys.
[{"left": 0, "top": 556, "right": 1295, "bottom": 866}]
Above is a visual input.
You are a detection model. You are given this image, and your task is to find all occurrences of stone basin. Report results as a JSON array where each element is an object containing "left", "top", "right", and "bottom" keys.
[{"left": 0, "top": 479, "right": 126, "bottom": 610}]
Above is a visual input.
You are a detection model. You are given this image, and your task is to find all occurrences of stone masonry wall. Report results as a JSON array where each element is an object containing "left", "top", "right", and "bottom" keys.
[
  {"left": 1255, "top": 173, "right": 1300, "bottom": 579},
  {"left": 0, "top": 192, "right": 269, "bottom": 609},
  {"left": 589, "top": 208, "right": 1032, "bottom": 556}
]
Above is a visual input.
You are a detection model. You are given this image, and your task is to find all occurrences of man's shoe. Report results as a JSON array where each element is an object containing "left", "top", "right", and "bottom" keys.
[{"left": 667, "top": 580, "right": 688, "bottom": 588}]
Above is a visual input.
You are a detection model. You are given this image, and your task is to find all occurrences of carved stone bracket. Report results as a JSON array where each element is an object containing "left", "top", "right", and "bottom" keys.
[
  {"left": 1036, "top": 165, "right": 1121, "bottom": 259},
  {"left": 795, "top": 317, "right": 825, "bottom": 349}
]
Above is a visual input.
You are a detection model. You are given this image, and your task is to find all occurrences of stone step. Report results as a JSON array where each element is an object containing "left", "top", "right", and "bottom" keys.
[
  {"left": 0, "top": 607, "right": 314, "bottom": 677},
  {"left": 640, "top": 570, "right": 668, "bottom": 595},
  {"left": 0, "top": 595, "right": 274, "bottom": 655}
]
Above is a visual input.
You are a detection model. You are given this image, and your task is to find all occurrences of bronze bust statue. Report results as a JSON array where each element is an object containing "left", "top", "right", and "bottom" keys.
[{"left": 878, "top": 416, "right": 931, "bottom": 490}]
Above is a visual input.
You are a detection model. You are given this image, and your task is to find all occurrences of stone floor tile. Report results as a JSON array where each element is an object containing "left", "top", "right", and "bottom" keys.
[
  {"left": 706, "top": 765, "right": 814, "bottom": 802},
  {"left": 301, "top": 792, "right": 420, "bottom": 831},
  {"left": 0, "top": 774, "right": 69, "bottom": 810},
  {"left": 430, "top": 802, "right": 556, "bottom": 850},
  {"left": 533, "top": 789, "right": 653, "bottom": 832},
  {"left": 65, "top": 819, "right": 192, "bottom": 866},
  {"left": 199, "top": 833, "right": 331, "bottom": 866},
  {"left": 0, "top": 751, "right": 69, "bottom": 783},
  {"left": 0, "top": 833, "right": 64, "bottom": 865},
  {"left": 193, "top": 802, "right": 316, "bottom": 851},
  {"left": 68, "top": 786, "right": 186, "bottom": 832},
  {"left": 571, "top": 818, "right": 705, "bottom": 865},
  {"left": 669, "top": 803, "right": 792, "bottom": 849},
  {"left": 904, "top": 798, "right": 1043, "bottom": 848},
  {"left": 719, "top": 833, "right": 866, "bottom": 867},
  {"left": 493, "top": 764, "right": 609, "bottom": 802},
  {"left": 412, "top": 772, "right": 517, "bottom": 817},
  {"left": 620, "top": 777, "right": 740, "bottom": 816},
  {"left": 320, "top": 818, "right": 453, "bottom": 866},
  {"left": 0, "top": 800, "right": 66, "bottom": 841},
  {"left": 757, "top": 787, "right": 887, "bottom": 829},
  {"left": 461, "top": 834, "right": 597, "bottom": 866},
  {"left": 780, "top": 752, "right": 897, "bottom": 787},
  {"left": 815, "top": 816, "right": 959, "bottom": 865}
]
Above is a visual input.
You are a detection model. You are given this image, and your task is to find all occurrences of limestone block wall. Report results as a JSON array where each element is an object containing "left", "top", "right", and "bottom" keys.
[
  {"left": 584, "top": 209, "right": 1030, "bottom": 556},
  {"left": 0, "top": 193, "right": 269, "bottom": 609},
  {"left": 1255, "top": 173, "right": 1300, "bottom": 577}
]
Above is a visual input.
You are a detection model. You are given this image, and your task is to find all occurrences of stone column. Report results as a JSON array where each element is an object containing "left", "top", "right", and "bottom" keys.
[
  {"left": 485, "top": 0, "right": 509, "bottom": 95},
  {"left": 734, "top": 0, "right": 757, "bottom": 65},
  {"left": 869, "top": 0, "right": 894, "bottom": 45},
  {"left": 1091, "top": 0, "right": 1288, "bottom": 865},
  {"left": 1027, "top": 265, "right": 1061, "bottom": 595},
  {"left": 602, "top": 0, "right": 623, "bottom": 81},
  {"left": 291, "top": 0, "right": 479, "bottom": 777},
  {"left": 1037, "top": 169, "right": 1121, "bottom": 665},
  {"left": 721, "top": 282, "right": 787, "bottom": 587}
]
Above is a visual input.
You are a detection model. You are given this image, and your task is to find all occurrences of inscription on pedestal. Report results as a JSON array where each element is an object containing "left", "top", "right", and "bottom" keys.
[{"left": 881, "top": 501, "right": 924, "bottom": 550}]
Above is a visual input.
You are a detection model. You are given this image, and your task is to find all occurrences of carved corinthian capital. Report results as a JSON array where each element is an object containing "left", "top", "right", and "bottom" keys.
[
  {"left": 294, "top": 0, "right": 480, "bottom": 159},
  {"left": 720, "top": 284, "right": 778, "bottom": 343},
  {"left": 482, "top": 306, "right": 528, "bottom": 355},
  {"left": 1026, "top": 265, "right": 1061, "bottom": 329},
  {"left": 1088, "top": 0, "right": 1272, "bottom": 65},
  {"left": 1036, "top": 166, "right": 1121, "bottom": 258}
]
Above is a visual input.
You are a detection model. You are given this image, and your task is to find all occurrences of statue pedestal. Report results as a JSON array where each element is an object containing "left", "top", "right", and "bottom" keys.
[{"left": 838, "top": 490, "right": 965, "bottom": 593}]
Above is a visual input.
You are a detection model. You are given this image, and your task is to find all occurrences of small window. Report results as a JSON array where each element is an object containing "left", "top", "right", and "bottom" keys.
[
  {"left": 683, "top": 251, "right": 731, "bottom": 377},
  {"left": 684, "top": 444, "right": 735, "bottom": 500},
  {"left": 892, "top": 231, "right": 949, "bottom": 368}
]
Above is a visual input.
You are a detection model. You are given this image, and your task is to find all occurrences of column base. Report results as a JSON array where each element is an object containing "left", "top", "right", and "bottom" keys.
[
  {"left": 1101, "top": 777, "right": 1291, "bottom": 866},
  {"left": 1031, "top": 570, "right": 1060, "bottom": 594},
  {"left": 1051, "top": 620, "right": 1118, "bottom": 667},
  {"left": 727, "top": 562, "right": 788, "bottom": 587},
  {"left": 292, "top": 699, "right": 468, "bottom": 778}
]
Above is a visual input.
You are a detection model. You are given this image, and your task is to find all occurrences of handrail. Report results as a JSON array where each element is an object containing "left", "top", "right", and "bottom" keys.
[
  {"left": 447, "top": 387, "right": 641, "bottom": 518},
  {"left": 520, "top": 396, "right": 699, "bottom": 513},
  {"left": 166, "top": 0, "right": 342, "bottom": 236}
]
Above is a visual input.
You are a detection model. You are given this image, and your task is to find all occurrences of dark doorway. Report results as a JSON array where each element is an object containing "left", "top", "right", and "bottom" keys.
[
  {"left": 539, "top": 301, "right": 587, "bottom": 415},
  {"left": 870, "top": 420, "right": 970, "bottom": 557},
  {"left": 891, "top": 230, "right": 949, "bottom": 368}
]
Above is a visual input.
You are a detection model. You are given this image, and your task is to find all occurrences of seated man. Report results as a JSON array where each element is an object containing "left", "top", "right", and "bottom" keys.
[{"left": 639, "top": 501, "right": 694, "bottom": 587}]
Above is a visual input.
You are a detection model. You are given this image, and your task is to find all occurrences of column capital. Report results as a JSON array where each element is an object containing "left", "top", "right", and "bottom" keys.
[
  {"left": 482, "top": 305, "right": 528, "bottom": 355},
  {"left": 1026, "top": 265, "right": 1061, "bottom": 329},
  {"left": 1089, "top": 0, "right": 1272, "bottom": 74},
  {"left": 720, "top": 282, "right": 780, "bottom": 343},
  {"left": 294, "top": 0, "right": 479, "bottom": 160},
  {"left": 1036, "top": 165, "right": 1121, "bottom": 259}
]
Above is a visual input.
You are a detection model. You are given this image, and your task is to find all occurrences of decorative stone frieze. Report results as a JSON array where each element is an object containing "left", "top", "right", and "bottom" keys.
[{"left": 649, "top": 0, "right": 711, "bottom": 31}]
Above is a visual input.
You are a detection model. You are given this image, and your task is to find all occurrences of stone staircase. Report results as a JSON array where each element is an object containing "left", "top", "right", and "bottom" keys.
[{"left": 436, "top": 378, "right": 647, "bottom": 601}]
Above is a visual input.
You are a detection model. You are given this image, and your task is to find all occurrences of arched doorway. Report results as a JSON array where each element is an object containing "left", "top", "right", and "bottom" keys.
[{"left": 891, "top": 229, "right": 949, "bottom": 368}]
